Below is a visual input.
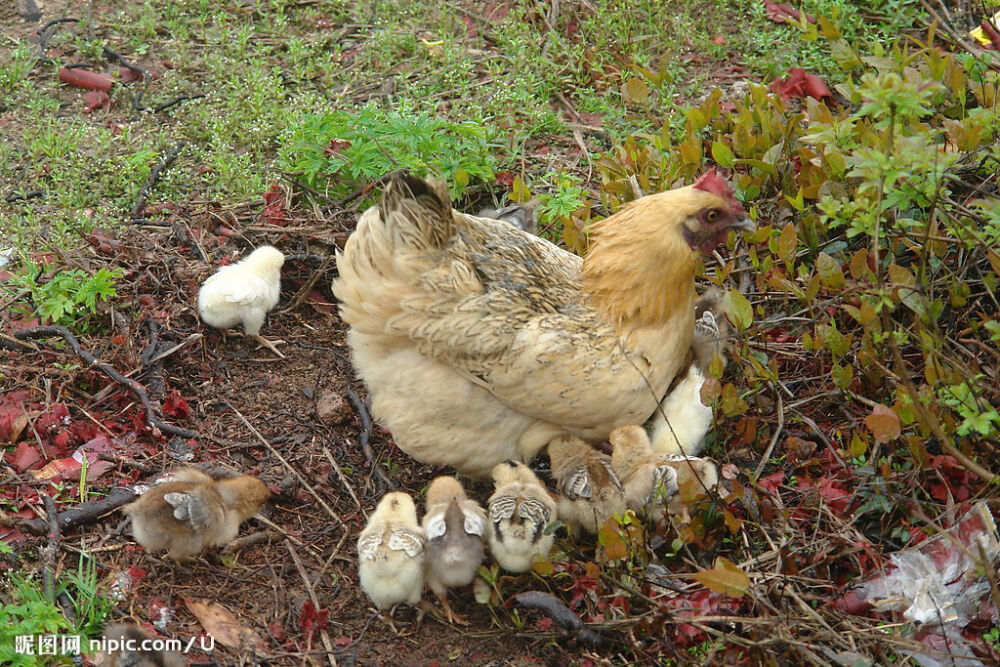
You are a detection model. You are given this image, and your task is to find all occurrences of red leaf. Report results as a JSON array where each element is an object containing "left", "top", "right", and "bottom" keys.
[
  {"left": 261, "top": 185, "right": 290, "bottom": 225},
  {"left": 299, "top": 600, "right": 329, "bottom": 645},
  {"left": 11, "top": 442, "right": 42, "bottom": 472},
  {"left": 162, "top": 390, "right": 191, "bottom": 419},
  {"left": 59, "top": 67, "right": 113, "bottom": 92},
  {"left": 770, "top": 68, "right": 833, "bottom": 101},
  {"left": 763, "top": 1, "right": 815, "bottom": 24},
  {"left": 323, "top": 139, "right": 351, "bottom": 156},
  {"left": 84, "top": 90, "right": 111, "bottom": 112},
  {"left": 711, "top": 35, "right": 726, "bottom": 45}
]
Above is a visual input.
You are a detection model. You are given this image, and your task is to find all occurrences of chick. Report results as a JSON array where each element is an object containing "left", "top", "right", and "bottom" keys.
[
  {"left": 487, "top": 461, "right": 557, "bottom": 573},
  {"left": 357, "top": 492, "right": 426, "bottom": 613},
  {"left": 197, "top": 245, "right": 286, "bottom": 357},
  {"left": 610, "top": 425, "right": 718, "bottom": 518},
  {"left": 649, "top": 289, "right": 730, "bottom": 456},
  {"left": 547, "top": 435, "right": 626, "bottom": 535},
  {"left": 422, "top": 476, "right": 487, "bottom": 625},
  {"left": 100, "top": 623, "right": 184, "bottom": 667},
  {"left": 476, "top": 200, "right": 539, "bottom": 234},
  {"left": 123, "top": 468, "right": 270, "bottom": 560}
]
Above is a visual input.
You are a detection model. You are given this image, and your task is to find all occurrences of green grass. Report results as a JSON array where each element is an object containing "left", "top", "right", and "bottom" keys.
[{"left": 0, "top": 0, "right": 921, "bottom": 258}]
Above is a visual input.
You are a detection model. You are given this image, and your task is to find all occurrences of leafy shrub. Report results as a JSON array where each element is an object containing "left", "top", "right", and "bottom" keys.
[
  {"left": 282, "top": 104, "right": 499, "bottom": 199},
  {"left": 8, "top": 262, "right": 122, "bottom": 330}
]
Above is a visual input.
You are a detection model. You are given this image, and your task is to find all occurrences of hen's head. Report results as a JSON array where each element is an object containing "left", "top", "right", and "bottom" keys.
[
  {"left": 243, "top": 245, "right": 285, "bottom": 271},
  {"left": 678, "top": 170, "right": 755, "bottom": 252}
]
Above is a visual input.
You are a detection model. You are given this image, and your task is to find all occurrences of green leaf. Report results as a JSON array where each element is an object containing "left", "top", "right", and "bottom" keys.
[
  {"left": 711, "top": 141, "right": 735, "bottom": 168},
  {"left": 621, "top": 79, "right": 649, "bottom": 104},
  {"left": 723, "top": 289, "right": 753, "bottom": 331}
]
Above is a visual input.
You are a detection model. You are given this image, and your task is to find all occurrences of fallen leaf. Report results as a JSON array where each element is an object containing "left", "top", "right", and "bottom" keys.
[
  {"left": 58, "top": 67, "right": 114, "bottom": 92},
  {"left": 770, "top": 68, "right": 833, "bottom": 102},
  {"left": 763, "top": 0, "right": 815, "bottom": 25},
  {"left": 693, "top": 557, "right": 750, "bottom": 597},
  {"left": 865, "top": 404, "right": 901, "bottom": 444},
  {"left": 185, "top": 599, "right": 266, "bottom": 650},
  {"left": 621, "top": 78, "right": 649, "bottom": 104},
  {"left": 83, "top": 90, "right": 110, "bottom": 113}
]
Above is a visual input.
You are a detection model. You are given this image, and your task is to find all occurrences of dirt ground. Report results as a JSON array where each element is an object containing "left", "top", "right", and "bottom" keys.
[{"left": 1, "top": 191, "right": 580, "bottom": 664}]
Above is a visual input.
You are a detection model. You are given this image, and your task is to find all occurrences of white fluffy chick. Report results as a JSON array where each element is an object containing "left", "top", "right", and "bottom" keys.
[
  {"left": 548, "top": 435, "right": 626, "bottom": 535},
  {"left": 197, "top": 245, "right": 286, "bottom": 357},
  {"left": 610, "top": 425, "right": 718, "bottom": 518},
  {"left": 487, "top": 461, "right": 557, "bottom": 573},
  {"left": 649, "top": 290, "right": 729, "bottom": 456},
  {"left": 357, "top": 492, "right": 426, "bottom": 613},
  {"left": 123, "top": 468, "right": 270, "bottom": 560},
  {"left": 422, "top": 476, "right": 487, "bottom": 625}
]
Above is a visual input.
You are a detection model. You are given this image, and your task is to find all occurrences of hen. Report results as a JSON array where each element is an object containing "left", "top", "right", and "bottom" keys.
[
  {"left": 198, "top": 245, "right": 285, "bottom": 356},
  {"left": 334, "top": 172, "right": 752, "bottom": 478},
  {"left": 487, "top": 460, "right": 557, "bottom": 573},
  {"left": 548, "top": 434, "right": 626, "bottom": 534},
  {"left": 123, "top": 468, "right": 270, "bottom": 560},
  {"left": 422, "top": 476, "right": 487, "bottom": 624},
  {"left": 610, "top": 425, "right": 717, "bottom": 519},
  {"left": 648, "top": 289, "right": 730, "bottom": 456},
  {"left": 357, "top": 492, "right": 426, "bottom": 612}
]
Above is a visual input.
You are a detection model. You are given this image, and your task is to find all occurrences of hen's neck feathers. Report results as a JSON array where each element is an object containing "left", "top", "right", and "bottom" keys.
[{"left": 582, "top": 190, "right": 701, "bottom": 331}]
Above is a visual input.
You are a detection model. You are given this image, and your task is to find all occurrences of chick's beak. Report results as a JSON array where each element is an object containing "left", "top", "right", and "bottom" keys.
[{"left": 729, "top": 216, "right": 757, "bottom": 233}]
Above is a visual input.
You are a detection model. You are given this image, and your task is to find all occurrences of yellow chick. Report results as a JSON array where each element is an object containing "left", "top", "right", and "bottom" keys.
[
  {"left": 100, "top": 623, "right": 184, "bottom": 667},
  {"left": 422, "top": 476, "right": 487, "bottom": 625},
  {"left": 357, "top": 492, "right": 426, "bottom": 612},
  {"left": 548, "top": 435, "right": 626, "bottom": 534},
  {"left": 610, "top": 425, "right": 717, "bottom": 517},
  {"left": 123, "top": 468, "right": 270, "bottom": 560},
  {"left": 487, "top": 461, "right": 557, "bottom": 573},
  {"left": 197, "top": 245, "right": 285, "bottom": 356}
]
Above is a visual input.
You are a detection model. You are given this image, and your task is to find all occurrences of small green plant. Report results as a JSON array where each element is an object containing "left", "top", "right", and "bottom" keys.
[
  {"left": 8, "top": 262, "right": 122, "bottom": 330},
  {"left": 0, "top": 573, "right": 73, "bottom": 667},
  {"left": 59, "top": 556, "right": 114, "bottom": 637},
  {"left": 282, "top": 104, "right": 498, "bottom": 200}
]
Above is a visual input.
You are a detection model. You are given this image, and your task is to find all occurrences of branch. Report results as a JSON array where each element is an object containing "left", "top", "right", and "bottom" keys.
[
  {"left": 41, "top": 494, "right": 60, "bottom": 603},
  {"left": 514, "top": 591, "right": 605, "bottom": 648},
  {"left": 2, "top": 487, "right": 138, "bottom": 536},
  {"left": 346, "top": 389, "right": 392, "bottom": 492},
  {"left": 10, "top": 325, "right": 200, "bottom": 439},
  {"left": 129, "top": 142, "right": 184, "bottom": 221}
]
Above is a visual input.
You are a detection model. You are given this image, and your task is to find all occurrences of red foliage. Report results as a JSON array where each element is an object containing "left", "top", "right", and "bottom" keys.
[
  {"left": 770, "top": 68, "right": 833, "bottom": 102},
  {"left": 262, "top": 185, "right": 291, "bottom": 225},
  {"left": 59, "top": 67, "right": 114, "bottom": 92},
  {"left": 926, "top": 455, "right": 972, "bottom": 502},
  {"left": 763, "top": 1, "right": 816, "bottom": 24},
  {"left": 162, "top": 390, "right": 192, "bottom": 419},
  {"left": 299, "top": 600, "right": 329, "bottom": 647}
]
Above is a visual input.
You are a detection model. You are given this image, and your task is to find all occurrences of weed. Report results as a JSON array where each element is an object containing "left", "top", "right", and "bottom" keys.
[{"left": 8, "top": 262, "right": 122, "bottom": 331}]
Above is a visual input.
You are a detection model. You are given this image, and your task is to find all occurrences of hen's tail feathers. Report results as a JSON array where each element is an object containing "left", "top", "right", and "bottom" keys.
[{"left": 380, "top": 173, "right": 454, "bottom": 251}]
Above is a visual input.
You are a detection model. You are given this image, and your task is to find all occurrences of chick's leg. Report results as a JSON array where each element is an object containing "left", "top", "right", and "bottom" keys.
[
  {"left": 252, "top": 335, "right": 286, "bottom": 358},
  {"left": 437, "top": 591, "right": 469, "bottom": 626}
]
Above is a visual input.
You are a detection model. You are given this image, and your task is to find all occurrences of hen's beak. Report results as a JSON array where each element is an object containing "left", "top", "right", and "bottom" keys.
[{"left": 730, "top": 216, "right": 757, "bottom": 233}]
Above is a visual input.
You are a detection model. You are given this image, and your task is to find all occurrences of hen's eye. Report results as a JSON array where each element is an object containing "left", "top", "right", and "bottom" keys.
[{"left": 706, "top": 210, "right": 719, "bottom": 223}]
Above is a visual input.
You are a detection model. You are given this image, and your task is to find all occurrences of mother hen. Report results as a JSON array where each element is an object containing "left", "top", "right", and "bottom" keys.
[{"left": 334, "top": 172, "right": 753, "bottom": 478}]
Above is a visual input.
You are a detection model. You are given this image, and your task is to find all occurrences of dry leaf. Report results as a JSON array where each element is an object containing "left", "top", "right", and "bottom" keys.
[
  {"left": 865, "top": 404, "right": 901, "bottom": 444},
  {"left": 693, "top": 556, "right": 750, "bottom": 597},
  {"left": 621, "top": 79, "right": 649, "bottom": 104},
  {"left": 185, "top": 599, "right": 267, "bottom": 650}
]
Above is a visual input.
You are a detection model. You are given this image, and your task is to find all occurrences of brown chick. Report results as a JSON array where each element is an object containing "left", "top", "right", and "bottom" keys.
[
  {"left": 692, "top": 288, "right": 729, "bottom": 374},
  {"left": 100, "top": 623, "right": 184, "bottom": 667},
  {"left": 476, "top": 200, "right": 539, "bottom": 235},
  {"left": 421, "top": 476, "right": 487, "bottom": 625},
  {"left": 547, "top": 435, "right": 626, "bottom": 534},
  {"left": 610, "top": 425, "right": 718, "bottom": 519},
  {"left": 487, "top": 461, "right": 557, "bottom": 573},
  {"left": 122, "top": 468, "right": 270, "bottom": 561},
  {"left": 357, "top": 492, "right": 426, "bottom": 613}
]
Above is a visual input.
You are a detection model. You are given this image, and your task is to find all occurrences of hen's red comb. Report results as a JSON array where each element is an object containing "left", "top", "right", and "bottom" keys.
[{"left": 693, "top": 169, "right": 745, "bottom": 215}]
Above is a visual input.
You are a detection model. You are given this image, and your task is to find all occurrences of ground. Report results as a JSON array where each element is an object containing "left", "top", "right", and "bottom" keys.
[{"left": 3, "top": 0, "right": 1000, "bottom": 666}]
